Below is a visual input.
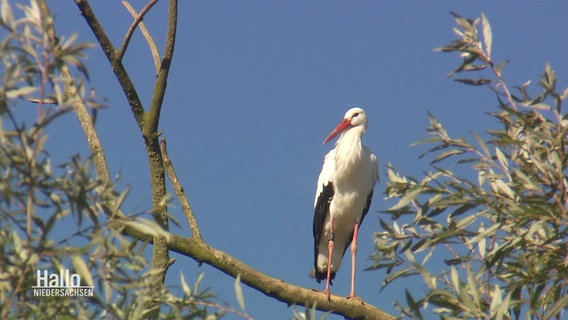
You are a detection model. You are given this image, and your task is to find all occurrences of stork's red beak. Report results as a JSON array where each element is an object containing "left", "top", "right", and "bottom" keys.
[{"left": 323, "top": 118, "right": 351, "bottom": 144}]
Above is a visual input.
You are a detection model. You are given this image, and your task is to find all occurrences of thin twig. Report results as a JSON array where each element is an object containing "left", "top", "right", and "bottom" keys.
[
  {"left": 160, "top": 138, "right": 202, "bottom": 241},
  {"left": 75, "top": 0, "right": 146, "bottom": 129},
  {"left": 119, "top": 0, "right": 160, "bottom": 73},
  {"left": 490, "top": 62, "right": 517, "bottom": 111},
  {"left": 145, "top": 0, "right": 177, "bottom": 136},
  {"left": 473, "top": 35, "right": 517, "bottom": 111}
]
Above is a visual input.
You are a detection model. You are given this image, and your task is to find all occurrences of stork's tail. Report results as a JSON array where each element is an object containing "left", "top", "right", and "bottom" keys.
[{"left": 309, "top": 268, "right": 335, "bottom": 284}]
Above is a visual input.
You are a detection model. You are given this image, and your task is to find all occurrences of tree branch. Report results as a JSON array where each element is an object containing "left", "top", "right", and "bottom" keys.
[
  {"left": 118, "top": 0, "right": 160, "bottom": 68},
  {"left": 75, "top": 0, "right": 170, "bottom": 231},
  {"left": 160, "top": 138, "right": 202, "bottom": 240},
  {"left": 35, "top": 0, "right": 124, "bottom": 219},
  {"left": 75, "top": 0, "right": 171, "bottom": 292},
  {"left": 145, "top": 0, "right": 177, "bottom": 138},
  {"left": 140, "top": 0, "right": 178, "bottom": 234},
  {"left": 75, "top": 0, "right": 145, "bottom": 129},
  {"left": 113, "top": 222, "right": 395, "bottom": 320}
]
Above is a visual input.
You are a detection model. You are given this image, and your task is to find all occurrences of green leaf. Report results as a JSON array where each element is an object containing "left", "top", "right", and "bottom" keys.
[
  {"left": 72, "top": 254, "right": 93, "bottom": 287},
  {"left": 234, "top": 273, "right": 246, "bottom": 311},
  {"left": 404, "top": 289, "right": 425, "bottom": 319},
  {"left": 379, "top": 219, "right": 394, "bottom": 234},
  {"left": 406, "top": 250, "right": 437, "bottom": 289},
  {"left": 450, "top": 266, "right": 460, "bottom": 294},
  {"left": 386, "top": 164, "right": 408, "bottom": 184},
  {"left": 450, "top": 203, "right": 478, "bottom": 218},
  {"left": 494, "top": 179, "right": 515, "bottom": 199},
  {"left": 382, "top": 268, "right": 417, "bottom": 289},
  {"left": 465, "top": 266, "right": 481, "bottom": 310},
  {"left": 461, "top": 64, "right": 489, "bottom": 72},
  {"left": 489, "top": 285, "right": 502, "bottom": 319},
  {"left": 467, "top": 222, "right": 499, "bottom": 247},
  {"left": 497, "top": 290, "right": 513, "bottom": 320},
  {"left": 433, "top": 44, "right": 459, "bottom": 53},
  {"left": 451, "top": 12, "right": 474, "bottom": 31},
  {"left": 472, "top": 132, "right": 491, "bottom": 158},
  {"left": 180, "top": 272, "right": 191, "bottom": 296},
  {"left": 480, "top": 12, "right": 492, "bottom": 57},
  {"left": 431, "top": 149, "right": 465, "bottom": 164},
  {"left": 454, "top": 78, "right": 492, "bottom": 86},
  {"left": 388, "top": 185, "right": 423, "bottom": 211},
  {"left": 542, "top": 291, "right": 568, "bottom": 319},
  {"left": 1, "top": 0, "right": 14, "bottom": 25},
  {"left": 494, "top": 147, "right": 509, "bottom": 173},
  {"left": 193, "top": 272, "right": 204, "bottom": 294},
  {"left": 477, "top": 223, "right": 486, "bottom": 259},
  {"left": 455, "top": 211, "right": 481, "bottom": 230},
  {"left": 6, "top": 86, "right": 38, "bottom": 98}
]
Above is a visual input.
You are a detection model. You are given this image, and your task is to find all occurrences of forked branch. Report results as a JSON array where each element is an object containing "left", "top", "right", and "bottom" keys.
[{"left": 118, "top": 0, "right": 160, "bottom": 69}]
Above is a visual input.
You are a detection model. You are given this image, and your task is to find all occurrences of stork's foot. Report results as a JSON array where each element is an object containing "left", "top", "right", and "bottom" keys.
[
  {"left": 311, "top": 288, "right": 332, "bottom": 301},
  {"left": 346, "top": 294, "right": 364, "bottom": 304}
]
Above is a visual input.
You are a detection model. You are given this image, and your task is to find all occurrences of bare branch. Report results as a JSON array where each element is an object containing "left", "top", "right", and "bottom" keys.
[
  {"left": 76, "top": 0, "right": 173, "bottom": 292},
  {"left": 75, "top": 0, "right": 169, "bottom": 231},
  {"left": 131, "top": 0, "right": 179, "bottom": 232},
  {"left": 160, "top": 138, "right": 202, "bottom": 240},
  {"left": 112, "top": 220, "right": 395, "bottom": 320},
  {"left": 75, "top": 0, "right": 145, "bottom": 129},
  {"left": 145, "top": 0, "right": 177, "bottom": 137},
  {"left": 168, "top": 233, "right": 395, "bottom": 320},
  {"left": 119, "top": 0, "right": 160, "bottom": 73}
]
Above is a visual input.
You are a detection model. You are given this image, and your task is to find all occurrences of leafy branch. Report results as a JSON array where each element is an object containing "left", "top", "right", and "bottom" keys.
[
  {"left": 434, "top": 12, "right": 516, "bottom": 110},
  {"left": 374, "top": 12, "right": 568, "bottom": 319}
]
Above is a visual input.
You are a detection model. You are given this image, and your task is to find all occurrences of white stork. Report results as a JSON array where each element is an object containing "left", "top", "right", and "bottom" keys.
[{"left": 312, "top": 107, "right": 379, "bottom": 300}]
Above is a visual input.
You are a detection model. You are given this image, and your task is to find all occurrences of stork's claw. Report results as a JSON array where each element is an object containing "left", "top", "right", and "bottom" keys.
[{"left": 346, "top": 295, "right": 364, "bottom": 304}]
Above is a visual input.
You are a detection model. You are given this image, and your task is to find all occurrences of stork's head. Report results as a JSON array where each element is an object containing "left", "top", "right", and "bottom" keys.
[{"left": 323, "top": 107, "right": 368, "bottom": 144}]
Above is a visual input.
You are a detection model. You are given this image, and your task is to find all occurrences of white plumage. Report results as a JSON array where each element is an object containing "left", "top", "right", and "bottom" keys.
[{"left": 312, "top": 107, "right": 379, "bottom": 299}]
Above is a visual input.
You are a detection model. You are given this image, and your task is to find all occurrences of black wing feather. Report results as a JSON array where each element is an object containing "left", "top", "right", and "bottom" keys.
[
  {"left": 361, "top": 190, "right": 374, "bottom": 228},
  {"left": 313, "top": 182, "right": 334, "bottom": 283}
]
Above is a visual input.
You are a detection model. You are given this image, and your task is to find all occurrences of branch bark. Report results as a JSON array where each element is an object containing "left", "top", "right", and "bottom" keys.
[
  {"left": 167, "top": 236, "right": 395, "bottom": 320},
  {"left": 160, "top": 138, "right": 202, "bottom": 240},
  {"left": 74, "top": 0, "right": 145, "bottom": 128},
  {"left": 114, "top": 220, "right": 395, "bottom": 320},
  {"left": 75, "top": 0, "right": 173, "bottom": 233},
  {"left": 118, "top": 0, "right": 160, "bottom": 66}
]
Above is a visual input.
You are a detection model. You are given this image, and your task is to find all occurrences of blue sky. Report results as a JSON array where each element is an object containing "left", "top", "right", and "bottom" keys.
[{"left": 24, "top": 1, "right": 568, "bottom": 319}]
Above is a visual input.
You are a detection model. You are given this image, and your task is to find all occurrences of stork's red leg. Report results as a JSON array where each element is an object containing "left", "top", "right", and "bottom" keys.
[
  {"left": 347, "top": 221, "right": 362, "bottom": 301},
  {"left": 323, "top": 217, "right": 334, "bottom": 299}
]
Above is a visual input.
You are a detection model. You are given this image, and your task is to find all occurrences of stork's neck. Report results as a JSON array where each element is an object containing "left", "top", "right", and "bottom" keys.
[{"left": 333, "top": 125, "right": 366, "bottom": 176}]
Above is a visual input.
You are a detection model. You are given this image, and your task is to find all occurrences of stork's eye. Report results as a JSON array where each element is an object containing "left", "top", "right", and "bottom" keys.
[{"left": 351, "top": 112, "right": 360, "bottom": 119}]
